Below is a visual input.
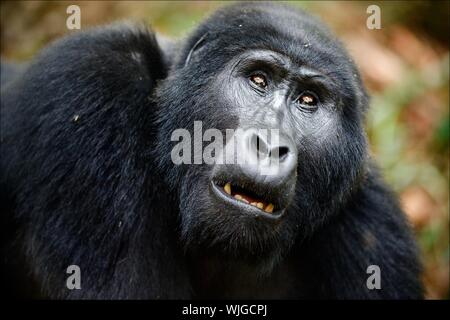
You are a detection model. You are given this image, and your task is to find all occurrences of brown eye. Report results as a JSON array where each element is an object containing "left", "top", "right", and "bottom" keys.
[
  {"left": 297, "top": 92, "right": 318, "bottom": 108},
  {"left": 250, "top": 74, "right": 267, "bottom": 89}
]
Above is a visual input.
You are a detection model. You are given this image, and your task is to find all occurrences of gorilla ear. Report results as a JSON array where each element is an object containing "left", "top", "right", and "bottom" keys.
[{"left": 184, "top": 33, "right": 208, "bottom": 67}]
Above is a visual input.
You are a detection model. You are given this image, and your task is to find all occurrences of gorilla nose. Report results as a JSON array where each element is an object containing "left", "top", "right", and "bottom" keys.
[
  {"left": 239, "top": 128, "right": 297, "bottom": 182},
  {"left": 249, "top": 131, "right": 291, "bottom": 162}
]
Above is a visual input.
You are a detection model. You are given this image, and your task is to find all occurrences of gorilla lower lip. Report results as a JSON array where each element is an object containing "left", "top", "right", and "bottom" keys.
[{"left": 222, "top": 182, "right": 275, "bottom": 213}]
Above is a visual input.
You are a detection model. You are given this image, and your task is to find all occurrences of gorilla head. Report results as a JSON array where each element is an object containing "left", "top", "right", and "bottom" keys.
[{"left": 155, "top": 3, "right": 369, "bottom": 267}]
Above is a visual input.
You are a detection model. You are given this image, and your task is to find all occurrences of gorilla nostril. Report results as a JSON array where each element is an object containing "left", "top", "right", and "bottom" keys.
[
  {"left": 278, "top": 146, "right": 290, "bottom": 160},
  {"left": 269, "top": 146, "right": 290, "bottom": 161}
]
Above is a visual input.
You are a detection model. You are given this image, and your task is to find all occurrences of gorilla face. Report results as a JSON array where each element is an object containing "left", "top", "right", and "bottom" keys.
[
  {"left": 208, "top": 48, "right": 345, "bottom": 212},
  {"left": 155, "top": 3, "right": 369, "bottom": 265}
]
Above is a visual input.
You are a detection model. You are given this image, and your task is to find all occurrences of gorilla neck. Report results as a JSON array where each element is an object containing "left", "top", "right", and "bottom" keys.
[{"left": 187, "top": 254, "right": 300, "bottom": 299}]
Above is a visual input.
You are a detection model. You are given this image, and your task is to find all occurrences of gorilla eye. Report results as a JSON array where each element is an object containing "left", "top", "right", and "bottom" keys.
[
  {"left": 249, "top": 73, "right": 267, "bottom": 89},
  {"left": 296, "top": 92, "right": 319, "bottom": 110}
]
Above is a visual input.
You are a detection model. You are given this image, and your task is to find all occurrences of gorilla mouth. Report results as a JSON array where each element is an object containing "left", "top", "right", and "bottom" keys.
[
  {"left": 222, "top": 182, "right": 275, "bottom": 213},
  {"left": 211, "top": 180, "right": 285, "bottom": 219}
]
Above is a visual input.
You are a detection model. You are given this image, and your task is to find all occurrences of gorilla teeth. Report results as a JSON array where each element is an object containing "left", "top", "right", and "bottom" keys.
[
  {"left": 264, "top": 203, "right": 274, "bottom": 213},
  {"left": 234, "top": 195, "right": 252, "bottom": 205},
  {"left": 224, "top": 182, "right": 231, "bottom": 195},
  {"left": 224, "top": 182, "right": 275, "bottom": 213}
]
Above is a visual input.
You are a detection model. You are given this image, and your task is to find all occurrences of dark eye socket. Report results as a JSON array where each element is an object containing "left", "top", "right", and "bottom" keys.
[
  {"left": 296, "top": 91, "right": 319, "bottom": 110},
  {"left": 249, "top": 73, "right": 268, "bottom": 89}
]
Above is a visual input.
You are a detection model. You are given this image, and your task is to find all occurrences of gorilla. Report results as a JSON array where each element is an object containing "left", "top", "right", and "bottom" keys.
[{"left": 1, "top": 2, "right": 423, "bottom": 299}]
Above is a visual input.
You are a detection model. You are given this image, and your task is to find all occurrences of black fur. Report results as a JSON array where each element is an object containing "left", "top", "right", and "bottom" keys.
[{"left": 1, "top": 3, "right": 423, "bottom": 299}]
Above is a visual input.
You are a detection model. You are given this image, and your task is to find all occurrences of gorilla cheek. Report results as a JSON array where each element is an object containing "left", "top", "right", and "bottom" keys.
[{"left": 291, "top": 107, "right": 339, "bottom": 142}]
